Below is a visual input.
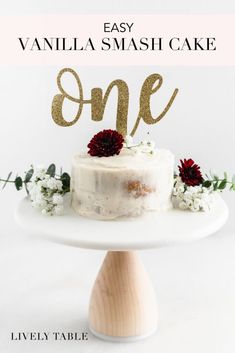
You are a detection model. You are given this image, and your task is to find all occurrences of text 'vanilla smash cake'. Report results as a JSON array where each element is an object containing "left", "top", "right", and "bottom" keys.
[{"left": 71, "top": 130, "right": 174, "bottom": 220}]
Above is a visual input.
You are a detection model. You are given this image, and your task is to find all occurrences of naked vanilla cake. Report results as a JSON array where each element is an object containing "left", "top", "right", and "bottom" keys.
[{"left": 71, "top": 129, "right": 174, "bottom": 220}]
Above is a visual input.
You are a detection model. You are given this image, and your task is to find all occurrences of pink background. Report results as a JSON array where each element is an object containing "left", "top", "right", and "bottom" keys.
[{"left": 0, "top": 14, "right": 234, "bottom": 65}]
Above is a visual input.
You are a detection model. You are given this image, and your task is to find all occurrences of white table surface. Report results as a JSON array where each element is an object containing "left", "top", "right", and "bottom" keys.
[{"left": 0, "top": 190, "right": 235, "bottom": 353}]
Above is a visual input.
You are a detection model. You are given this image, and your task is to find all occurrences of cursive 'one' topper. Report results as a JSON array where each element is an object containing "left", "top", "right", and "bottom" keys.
[{"left": 51, "top": 68, "right": 178, "bottom": 136}]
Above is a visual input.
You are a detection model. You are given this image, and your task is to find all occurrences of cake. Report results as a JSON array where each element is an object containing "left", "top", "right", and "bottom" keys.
[{"left": 71, "top": 142, "right": 174, "bottom": 220}]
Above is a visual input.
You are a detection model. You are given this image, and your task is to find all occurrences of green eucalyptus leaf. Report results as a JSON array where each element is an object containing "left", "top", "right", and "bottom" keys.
[
  {"left": 25, "top": 168, "right": 34, "bottom": 183},
  {"left": 232, "top": 175, "right": 235, "bottom": 184},
  {"left": 15, "top": 176, "right": 23, "bottom": 191},
  {"left": 203, "top": 180, "right": 212, "bottom": 188},
  {"left": 224, "top": 172, "right": 228, "bottom": 180},
  {"left": 218, "top": 179, "right": 227, "bottom": 190},
  {"left": 213, "top": 181, "right": 219, "bottom": 191},
  {"left": 2, "top": 172, "right": 12, "bottom": 189},
  {"left": 233, "top": 183, "right": 235, "bottom": 191},
  {"left": 46, "top": 164, "right": 56, "bottom": 177},
  {"left": 61, "top": 172, "right": 71, "bottom": 193}
]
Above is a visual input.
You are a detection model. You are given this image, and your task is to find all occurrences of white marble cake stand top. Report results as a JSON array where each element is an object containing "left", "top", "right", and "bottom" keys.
[{"left": 15, "top": 194, "right": 229, "bottom": 251}]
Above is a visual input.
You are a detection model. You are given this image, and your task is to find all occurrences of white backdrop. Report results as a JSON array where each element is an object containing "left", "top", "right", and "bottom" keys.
[
  {"left": 0, "top": 66, "right": 234, "bottom": 177},
  {"left": 0, "top": 1, "right": 235, "bottom": 353},
  {"left": 0, "top": 62, "right": 235, "bottom": 353}
]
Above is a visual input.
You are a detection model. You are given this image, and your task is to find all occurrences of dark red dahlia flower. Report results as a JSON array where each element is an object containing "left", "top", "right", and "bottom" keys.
[
  {"left": 87, "top": 129, "right": 124, "bottom": 157},
  {"left": 178, "top": 159, "right": 203, "bottom": 186}
]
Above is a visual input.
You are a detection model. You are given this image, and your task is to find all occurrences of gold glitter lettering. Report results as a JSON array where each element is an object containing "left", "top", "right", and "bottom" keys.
[{"left": 51, "top": 68, "right": 178, "bottom": 136}]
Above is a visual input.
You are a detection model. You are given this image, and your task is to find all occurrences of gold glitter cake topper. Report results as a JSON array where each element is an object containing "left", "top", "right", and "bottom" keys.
[{"left": 51, "top": 68, "right": 178, "bottom": 136}]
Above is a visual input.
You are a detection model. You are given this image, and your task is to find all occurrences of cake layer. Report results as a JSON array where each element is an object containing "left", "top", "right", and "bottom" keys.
[
  {"left": 72, "top": 149, "right": 174, "bottom": 220},
  {"left": 71, "top": 148, "right": 174, "bottom": 220}
]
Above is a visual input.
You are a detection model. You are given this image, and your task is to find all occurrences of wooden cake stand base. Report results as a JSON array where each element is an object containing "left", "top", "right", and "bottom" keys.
[
  {"left": 89, "top": 251, "right": 158, "bottom": 341},
  {"left": 15, "top": 195, "right": 228, "bottom": 342}
]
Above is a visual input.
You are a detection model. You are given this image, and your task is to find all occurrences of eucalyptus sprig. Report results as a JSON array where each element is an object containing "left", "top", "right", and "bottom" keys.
[
  {"left": 202, "top": 172, "right": 235, "bottom": 192},
  {"left": 0, "top": 164, "right": 71, "bottom": 195}
]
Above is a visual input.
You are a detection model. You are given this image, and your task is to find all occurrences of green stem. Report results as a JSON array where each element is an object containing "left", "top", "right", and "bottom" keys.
[
  {"left": 0, "top": 176, "right": 62, "bottom": 184},
  {"left": 0, "top": 179, "right": 15, "bottom": 183},
  {"left": 207, "top": 178, "right": 232, "bottom": 184},
  {"left": 124, "top": 143, "right": 154, "bottom": 155},
  {"left": 125, "top": 143, "right": 141, "bottom": 149}
]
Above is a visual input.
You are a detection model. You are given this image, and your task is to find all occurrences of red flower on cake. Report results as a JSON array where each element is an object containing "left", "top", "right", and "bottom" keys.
[
  {"left": 88, "top": 129, "right": 124, "bottom": 157},
  {"left": 178, "top": 159, "right": 203, "bottom": 186}
]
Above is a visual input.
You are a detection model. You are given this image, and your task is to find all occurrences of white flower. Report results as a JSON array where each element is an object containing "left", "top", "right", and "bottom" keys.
[
  {"left": 123, "top": 136, "right": 156, "bottom": 155},
  {"left": 32, "top": 166, "right": 47, "bottom": 180},
  {"left": 177, "top": 184, "right": 185, "bottom": 194},
  {"left": 46, "top": 178, "right": 63, "bottom": 191},
  {"left": 41, "top": 209, "right": 48, "bottom": 216},
  {"left": 37, "top": 179, "right": 48, "bottom": 188},
  {"left": 52, "top": 193, "right": 64, "bottom": 205},
  {"left": 172, "top": 177, "right": 215, "bottom": 212},
  {"left": 137, "top": 139, "right": 156, "bottom": 154},
  {"left": 124, "top": 135, "right": 133, "bottom": 147},
  {"left": 147, "top": 140, "right": 155, "bottom": 149},
  {"left": 54, "top": 205, "right": 64, "bottom": 215},
  {"left": 29, "top": 173, "right": 65, "bottom": 216},
  {"left": 179, "top": 201, "right": 188, "bottom": 210},
  {"left": 34, "top": 198, "right": 47, "bottom": 209}
]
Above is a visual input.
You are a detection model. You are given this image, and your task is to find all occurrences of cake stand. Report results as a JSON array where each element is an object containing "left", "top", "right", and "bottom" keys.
[{"left": 15, "top": 195, "right": 229, "bottom": 342}]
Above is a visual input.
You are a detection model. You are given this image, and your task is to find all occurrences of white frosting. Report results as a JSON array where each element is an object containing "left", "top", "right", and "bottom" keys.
[{"left": 71, "top": 148, "right": 174, "bottom": 220}]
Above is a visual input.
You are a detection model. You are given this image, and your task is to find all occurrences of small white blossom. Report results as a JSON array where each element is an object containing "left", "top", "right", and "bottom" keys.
[
  {"left": 179, "top": 201, "right": 188, "bottom": 210},
  {"left": 52, "top": 193, "right": 64, "bottom": 205},
  {"left": 139, "top": 140, "right": 156, "bottom": 154},
  {"left": 32, "top": 166, "right": 48, "bottom": 181},
  {"left": 123, "top": 135, "right": 156, "bottom": 155},
  {"left": 46, "top": 178, "right": 62, "bottom": 190},
  {"left": 54, "top": 205, "right": 64, "bottom": 215},
  {"left": 124, "top": 135, "right": 134, "bottom": 147},
  {"left": 172, "top": 177, "right": 215, "bottom": 212},
  {"left": 28, "top": 170, "right": 65, "bottom": 216},
  {"left": 147, "top": 140, "right": 155, "bottom": 149}
]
